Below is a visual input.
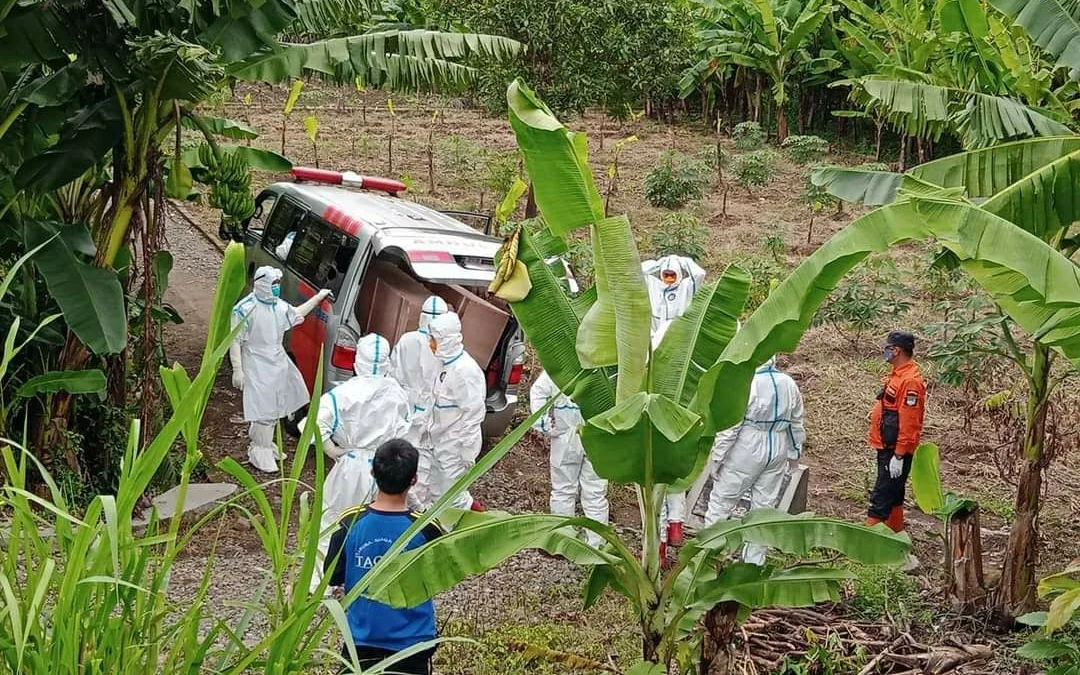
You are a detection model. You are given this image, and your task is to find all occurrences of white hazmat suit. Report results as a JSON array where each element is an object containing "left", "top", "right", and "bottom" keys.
[
  {"left": 426, "top": 312, "right": 487, "bottom": 510},
  {"left": 390, "top": 295, "right": 450, "bottom": 508},
  {"left": 704, "top": 357, "right": 806, "bottom": 565},
  {"left": 230, "top": 266, "right": 331, "bottom": 473},
  {"left": 642, "top": 255, "right": 707, "bottom": 334},
  {"left": 304, "top": 333, "right": 412, "bottom": 591},
  {"left": 530, "top": 370, "right": 608, "bottom": 548}
]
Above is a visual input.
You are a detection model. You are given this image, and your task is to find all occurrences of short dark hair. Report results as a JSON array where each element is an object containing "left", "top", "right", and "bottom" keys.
[
  {"left": 372, "top": 439, "right": 418, "bottom": 495},
  {"left": 886, "top": 330, "right": 916, "bottom": 356}
]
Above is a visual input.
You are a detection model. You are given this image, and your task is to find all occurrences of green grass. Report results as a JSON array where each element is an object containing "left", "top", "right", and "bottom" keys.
[
  {"left": 436, "top": 582, "right": 639, "bottom": 674},
  {"left": 844, "top": 562, "right": 931, "bottom": 629}
]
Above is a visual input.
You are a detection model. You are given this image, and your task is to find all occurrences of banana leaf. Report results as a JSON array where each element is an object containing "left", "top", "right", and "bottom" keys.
[
  {"left": 989, "top": 0, "right": 1080, "bottom": 81},
  {"left": 15, "top": 369, "right": 106, "bottom": 398},
  {"left": 365, "top": 513, "right": 618, "bottom": 608},
  {"left": 181, "top": 115, "right": 259, "bottom": 140},
  {"left": 577, "top": 215, "right": 651, "bottom": 401},
  {"left": 580, "top": 392, "right": 703, "bottom": 485},
  {"left": 508, "top": 228, "right": 616, "bottom": 419},
  {"left": 22, "top": 220, "right": 126, "bottom": 355},
  {"left": 697, "top": 196, "right": 1080, "bottom": 436},
  {"left": 689, "top": 563, "right": 853, "bottom": 610},
  {"left": 685, "top": 509, "right": 910, "bottom": 566},
  {"left": 507, "top": 79, "right": 604, "bottom": 239},
  {"left": 652, "top": 267, "right": 750, "bottom": 410},
  {"left": 813, "top": 137, "right": 1080, "bottom": 207},
  {"left": 909, "top": 442, "right": 944, "bottom": 515}
]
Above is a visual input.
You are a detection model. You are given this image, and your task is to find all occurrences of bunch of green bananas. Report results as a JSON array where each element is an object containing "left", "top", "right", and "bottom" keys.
[{"left": 198, "top": 144, "right": 255, "bottom": 224}]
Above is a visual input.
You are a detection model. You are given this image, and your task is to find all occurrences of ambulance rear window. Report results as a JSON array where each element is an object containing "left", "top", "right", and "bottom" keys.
[{"left": 288, "top": 215, "right": 358, "bottom": 295}]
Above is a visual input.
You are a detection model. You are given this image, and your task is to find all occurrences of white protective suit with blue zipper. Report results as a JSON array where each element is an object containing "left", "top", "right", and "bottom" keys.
[
  {"left": 303, "top": 333, "right": 412, "bottom": 592},
  {"left": 642, "top": 255, "right": 707, "bottom": 334},
  {"left": 229, "top": 265, "right": 330, "bottom": 473},
  {"left": 426, "top": 312, "right": 487, "bottom": 510},
  {"left": 390, "top": 295, "right": 450, "bottom": 508},
  {"left": 530, "top": 370, "right": 608, "bottom": 547},
  {"left": 704, "top": 357, "right": 806, "bottom": 565}
]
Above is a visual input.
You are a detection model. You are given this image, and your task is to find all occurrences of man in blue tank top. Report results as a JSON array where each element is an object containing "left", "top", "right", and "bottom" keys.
[{"left": 325, "top": 438, "right": 443, "bottom": 674}]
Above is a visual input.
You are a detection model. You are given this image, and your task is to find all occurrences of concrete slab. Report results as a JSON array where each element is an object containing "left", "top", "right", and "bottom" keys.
[{"left": 133, "top": 482, "right": 237, "bottom": 526}]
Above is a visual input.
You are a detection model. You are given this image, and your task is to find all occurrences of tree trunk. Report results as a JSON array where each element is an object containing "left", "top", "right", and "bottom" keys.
[
  {"left": 947, "top": 506, "right": 987, "bottom": 611},
  {"left": 753, "top": 74, "right": 762, "bottom": 122},
  {"left": 898, "top": 134, "right": 909, "bottom": 171},
  {"left": 997, "top": 343, "right": 1051, "bottom": 619},
  {"left": 874, "top": 121, "right": 884, "bottom": 161},
  {"left": 699, "top": 602, "right": 739, "bottom": 675},
  {"left": 777, "top": 106, "right": 789, "bottom": 143}
]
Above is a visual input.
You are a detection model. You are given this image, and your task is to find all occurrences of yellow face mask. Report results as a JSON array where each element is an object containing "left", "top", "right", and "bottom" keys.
[{"left": 661, "top": 270, "right": 677, "bottom": 286}]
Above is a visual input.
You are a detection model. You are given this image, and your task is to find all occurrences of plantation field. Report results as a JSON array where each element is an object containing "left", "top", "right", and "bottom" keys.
[{"left": 159, "top": 82, "right": 1080, "bottom": 673}]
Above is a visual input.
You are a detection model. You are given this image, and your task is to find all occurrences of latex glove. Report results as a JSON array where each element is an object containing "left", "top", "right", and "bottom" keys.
[
  {"left": 888, "top": 454, "right": 904, "bottom": 479},
  {"left": 232, "top": 369, "right": 244, "bottom": 391},
  {"left": 229, "top": 343, "right": 244, "bottom": 391},
  {"left": 295, "top": 289, "right": 334, "bottom": 318},
  {"left": 787, "top": 457, "right": 800, "bottom": 474},
  {"left": 324, "top": 438, "right": 345, "bottom": 461}
]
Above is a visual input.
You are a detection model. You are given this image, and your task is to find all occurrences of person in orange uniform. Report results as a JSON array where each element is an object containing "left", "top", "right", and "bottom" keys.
[{"left": 866, "top": 331, "right": 926, "bottom": 532}]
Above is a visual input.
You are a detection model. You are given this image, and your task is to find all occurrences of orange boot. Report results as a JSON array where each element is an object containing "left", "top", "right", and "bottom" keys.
[
  {"left": 865, "top": 516, "right": 884, "bottom": 526},
  {"left": 885, "top": 506, "right": 905, "bottom": 532}
]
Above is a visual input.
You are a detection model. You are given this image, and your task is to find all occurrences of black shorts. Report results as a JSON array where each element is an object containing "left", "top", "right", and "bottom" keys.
[
  {"left": 867, "top": 448, "right": 912, "bottom": 520},
  {"left": 340, "top": 644, "right": 435, "bottom": 675}
]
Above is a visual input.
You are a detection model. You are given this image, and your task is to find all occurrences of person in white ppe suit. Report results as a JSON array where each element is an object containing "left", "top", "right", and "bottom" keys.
[
  {"left": 230, "top": 266, "right": 331, "bottom": 473},
  {"left": 644, "top": 255, "right": 705, "bottom": 546},
  {"left": 390, "top": 295, "right": 450, "bottom": 508},
  {"left": 531, "top": 370, "right": 608, "bottom": 548},
  {"left": 303, "top": 333, "right": 412, "bottom": 592},
  {"left": 426, "top": 312, "right": 487, "bottom": 511},
  {"left": 704, "top": 356, "right": 806, "bottom": 565},
  {"left": 275, "top": 231, "right": 296, "bottom": 260},
  {"left": 642, "top": 254, "right": 707, "bottom": 334}
]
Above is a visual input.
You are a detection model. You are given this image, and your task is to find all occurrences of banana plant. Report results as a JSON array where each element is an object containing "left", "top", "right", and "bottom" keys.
[
  {"left": 364, "top": 79, "right": 1080, "bottom": 673},
  {"left": 364, "top": 79, "right": 915, "bottom": 675}
]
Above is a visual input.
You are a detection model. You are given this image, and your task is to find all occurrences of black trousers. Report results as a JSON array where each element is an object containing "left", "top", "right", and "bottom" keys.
[
  {"left": 340, "top": 645, "right": 435, "bottom": 675},
  {"left": 867, "top": 448, "right": 912, "bottom": 520}
]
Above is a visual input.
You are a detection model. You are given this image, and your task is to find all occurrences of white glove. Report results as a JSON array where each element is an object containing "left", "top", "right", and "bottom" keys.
[
  {"left": 324, "top": 438, "right": 345, "bottom": 461},
  {"left": 232, "top": 369, "right": 244, "bottom": 391},
  {"left": 295, "top": 289, "right": 334, "bottom": 318},
  {"left": 888, "top": 454, "right": 904, "bottom": 479},
  {"left": 787, "top": 458, "right": 800, "bottom": 474}
]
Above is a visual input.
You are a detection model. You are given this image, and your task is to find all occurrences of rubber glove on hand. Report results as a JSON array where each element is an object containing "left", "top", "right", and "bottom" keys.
[
  {"left": 888, "top": 454, "right": 904, "bottom": 479},
  {"left": 232, "top": 369, "right": 244, "bottom": 391}
]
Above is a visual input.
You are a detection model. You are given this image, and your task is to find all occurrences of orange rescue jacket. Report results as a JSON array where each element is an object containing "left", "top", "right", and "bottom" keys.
[{"left": 867, "top": 360, "right": 926, "bottom": 455}]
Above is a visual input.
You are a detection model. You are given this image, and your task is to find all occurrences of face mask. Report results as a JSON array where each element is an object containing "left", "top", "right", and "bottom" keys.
[
  {"left": 271, "top": 284, "right": 282, "bottom": 298},
  {"left": 883, "top": 347, "right": 896, "bottom": 362},
  {"left": 661, "top": 272, "right": 677, "bottom": 286}
]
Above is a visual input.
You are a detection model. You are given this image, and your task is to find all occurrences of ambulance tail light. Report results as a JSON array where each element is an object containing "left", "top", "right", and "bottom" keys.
[
  {"left": 507, "top": 361, "right": 524, "bottom": 386},
  {"left": 331, "top": 330, "right": 358, "bottom": 371}
]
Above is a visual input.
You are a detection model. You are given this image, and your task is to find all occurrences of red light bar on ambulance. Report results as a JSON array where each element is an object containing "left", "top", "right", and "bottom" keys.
[
  {"left": 407, "top": 250, "right": 454, "bottom": 263},
  {"left": 291, "top": 167, "right": 406, "bottom": 194}
]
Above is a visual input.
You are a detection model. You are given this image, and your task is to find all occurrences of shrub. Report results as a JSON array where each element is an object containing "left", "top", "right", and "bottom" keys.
[
  {"left": 733, "top": 121, "right": 765, "bottom": 150},
  {"left": 760, "top": 224, "right": 787, "bottom": 261},
  {"left": 644, "top": 151, "right": 710, "bottom": 209},
  {"left": 485, "top": 150, "right": 519, "bottom": 196},
  {"left": 846, "top": 562, "right": 929, "bottom": 628},
  {"left": 813, "top": 259, "right": 912, "bottom": 347},
  {"left": 732, "top": 253, "right": 790, "bottom": 311},
  {"left": 782, "top": 134, "right": 828, "bottom": 164},
  {"left": 439, "top": 134, "right": 484, "bottom": 182},
  {"left": 650, "top": 212, "right": 708, "bottom": 260},
  {"left": 731, "top": 149, "right": 777, "bottom": 194}
]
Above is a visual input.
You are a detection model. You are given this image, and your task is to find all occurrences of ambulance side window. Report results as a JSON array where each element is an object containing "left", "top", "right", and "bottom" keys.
[
  {"left": 288, "top": 215, "right": 358, "bottom": 296},
  {"left": 263, "top": 197, "right": 306, "bottom": 254},
  {"left": 247, "top": 192, "right": 277, "bottom": 234}
]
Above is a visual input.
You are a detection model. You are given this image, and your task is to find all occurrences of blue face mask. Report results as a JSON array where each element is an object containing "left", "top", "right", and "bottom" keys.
[{"left": 271, "top": 284, "right": 282, "bottom": 298}]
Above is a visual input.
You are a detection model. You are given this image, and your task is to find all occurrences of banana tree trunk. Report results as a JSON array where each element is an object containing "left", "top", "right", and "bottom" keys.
[
  {"left": 699, "top": 602, "right": 739, "bottom": 674},
  {"left": 997, "top": 343, "right": 1051, "bottom": 619},
  {"left": 777, "top": 107, "right": 789, "bottom": 143},
  {"left": 947, "top": 505, "right": 987, "bottom": 611}
]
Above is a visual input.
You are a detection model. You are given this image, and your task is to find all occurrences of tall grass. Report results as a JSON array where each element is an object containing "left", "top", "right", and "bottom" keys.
[{"left": 0, "top": 242, "right": 424, "bottom": 674}]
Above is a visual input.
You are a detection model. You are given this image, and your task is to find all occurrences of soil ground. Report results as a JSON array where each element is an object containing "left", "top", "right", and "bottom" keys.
[{"left": 159, "top": 82, "right": 1080, "bottom": 673}]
